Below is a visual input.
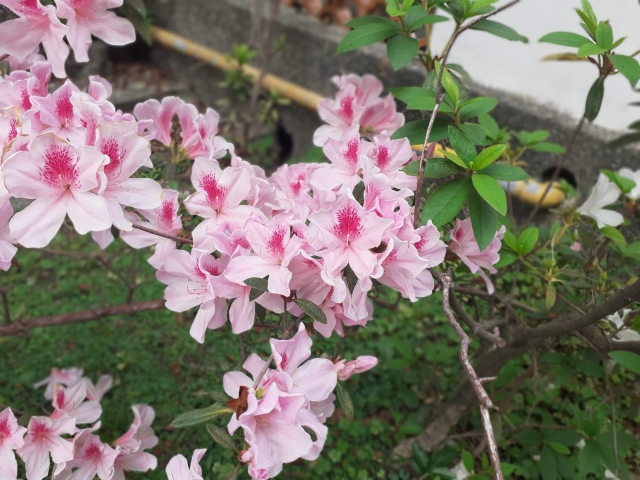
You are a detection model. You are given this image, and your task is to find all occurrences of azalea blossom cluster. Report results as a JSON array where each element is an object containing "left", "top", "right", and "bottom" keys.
[
  {"left": 0, "top": 0, "right": 136, "bottom": 78},
  {"left": 0, "top": 367, "right": 157, "bottom": 480}
]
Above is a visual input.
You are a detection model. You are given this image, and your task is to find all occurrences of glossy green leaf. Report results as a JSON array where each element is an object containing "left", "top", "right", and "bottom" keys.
[
  {"left": 577, "top": 42, "right": 607, "bottom": 57},
  {"left": 609, "top": 351, "right": 640, "bottom": 374},
  {"left": 518, "top": 227, "right": 539, "bottom": 255},
  {"left": 387, "top": 34, "right": 418, "bottom": 70},
  {"left": 468, "top": 188, "right": 497, "bottom": 252},
  {"left": 294, "top": 298, "right": 327, "bottom": 324},
  {"left": 462, "top": 450, "right": 474, "bottom": 472},
  {"left": 123, "top": 0, "right": 146, "bottom": 17},
  {"left": 470, "top": 20, "right": 528, "bottom": 43},
  {"left": 609, "top": 131, "right": 640, "bottom": 149},
  {"left": 448, "top": 127, "right": 476, "bottom": 164},
  {"left": 406, "top": 93, "right": 454, "bottom": 113},
  {"left": 246, "top": 277, "right": 269, "bottom": 301},
  {"left": 585, "top": 76, "right": 605, "bottom": 122},
  {"left": 390, "top": 86, "right": 432, "bottom": 105},
  {"left": 611, "top": 36, "right": 626, "bottom": 50},
  {"left": 346, "top": 16, "right": 399, "bottom": 28},
  {"left": 576, "top": 9, "right": 596, "bottom": 37},
  {"left": 472, "top": 174, "right": 507, "bottom": 215},
  {"left": 530, "top": 142, "right": 566, "bottom": 153},
  {"left": 460, "top": 123, "right": 486, "bottom": 144},
  {"left": 482, "top": 163, "right": 531, "bottom": 182},
  {"left": 478, "top": 114, "right": 500, "bottom": 138},
  {"left": 207, "top": 423, "right": 238, "bottom": 451},
  {"left": 579, "top": 441, "right": 602, "bottom": 474},
  {"left": 539, "top": 31, "right": 593, "bottom": 48},
  {"left": 171, "top": 403, "right": 235, "bottom": 428},
  {"left": 421, "top": 178, "right": 470, "bottom": 227},
  {"left": 438, "top": 63, "right": 460, "bottom": 108},
  {"left": 391, "top": 118, "right": 450, "bottom": 144},
  {"left": 337, "top": 23, "right": 401, "bottom": 53},
  {"left": 336, "top": 382, "right": 354, "bottom": 419},
  {"left": 503, "top": 230, "right": 518, "bottom": 251},
  {"left": 539, "top": 446, "right": 558, "bottom": 480},
  {"left": 473, "top": 144, "right": 506, "bottom": 170},
  {"left": 441, "top": 151, "right": 469, "bottom": 169},
  {"left": 601, "top": 226, "right": 626, "bottom": 248},
  {"left": 609, "top": 54, "right": 640, "bottom": 87},
  {"left": 581, "top": 0, "right": 597, "bottom": 25},
  {"left": 405, "top": 6, "right": 448, "bottom": 30},
  {"left": 458, "top": 97, "right": 499, "bottom": 119},
  {"left": 424, "top": 158, "right": 467, "bottom": 178},
  {"left": 595, "top": 21, "right": 613, "bottom": 49},
  {"left": 548, "top": 441, "right": 571, "bottom": 455},
  {"left": 602, "top": 169, "right": 637, "bottom": 194}
]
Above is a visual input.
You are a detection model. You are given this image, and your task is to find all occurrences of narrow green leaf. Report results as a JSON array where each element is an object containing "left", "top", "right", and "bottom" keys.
[
  {"left": 345, "top": 16, "right": 398, "bottom": 28},
  {"left": 609, "top": 131, "right": 640, "bottom": 149},
  {"left": 503, "top": 230, "right": 518, "bottom": 251},
  {"left": 585, "top": 76, "right": 605, "bottom": 122},
  {"left": 352, "top": 181, "right": 365, "bottom": 204},
  {"left": 611, "top": 36, "right": 626, "bottom": 50},
  {"left": 438, "top": 63, "right": 459, "bottom": 108},
  {"left": 576, "top": 10, "right": 596, "bottom": 38},
  {"left": 471, "top": 174, "right": 507, "bottom": 215},
  {"left": 390, "top": 86, "right": 432, "bottom": 105},
  {"left": 336, "top": 382, "right": 354, "bottom": 419},
  {"left": 390, "top": 118, "right": 450, "bottom": 144},
  {"left": 579, "top": 441, "right": 602, "bottom": 474},
  {"left": 171, "top": 403, "right": 235, "bottom": 428},
  {"left": 424, "top": 158, "right": 467, "bottom": 178},
  {"left": 448, "top": 127, "right": 476, "bottom": 164},
  {"left": 595, "top": 21, "right": 613, "bottom": 49},
  {"left": 517, "top": 227, "right": 539, "bottom": 255},
  {"left": 481, "top": 164, "right": 530, "bottom": 181},
  {"left": 123, "top": 0, "right": 147, "bottom": 17},
  {"left": 478, "top": 114, "right": 500, "bottom": 138},
  {"left": 119, "top": 4, "right": 152, "bottom": 44},
  {"left": 577, "top": 43, "right": 607, "bottom": 57},
  {"left": 539, "top": 31, "right": 593, "bottom": 48},
  {"left": 602, "top": 169, "right": 637, "bottom": 194},
  {"left": 540, "top": 446, "right": 558, "bottom": 480},
  {"left": 406, "top": 95, "right": 455, "bottom": 113},
  {"left": 530, "top": 142, "right": 566, "bottom": 153},
  {"left": 206, "top": 423, "right": 238, "bottom": 451},
  {"left": 245, "top": 277, "right": 269, "bottom": 291},
  {"left": 609, "top": 351, "right": 640, "bottom": 374},
  {"left": 460, "top": 123, "right": 486, "bottom": 144},
  {"left": 405, "top": 6, "right": 448, "bottom": 30},
  {"left": 441, "top": 151, "right": 469, "bottom": 169},
  {"left": 209, "top": 391, "right": 229, "bottom": 402},
  {"left": 468, "top": 188, "right": 497, "bottom": 252},
  {"left": 473, "top": 144, "right": 506, "bottom": 170},
  {"left": 581, "top": 0, "right": 597, "bottom": 26},
  {"left": 458, "top": 97, "right": 499, "bottom": 119},
  {"left": 294, "top": 298, "right": 327, "bottom": 324},
  {"left": 609, "top": 54, "right": 640, "bottom": 87},
  {"left": 337, "top": 23, "right": 401, "bottom": 53},
  {"left": 387, "top": 34, "right": 418, "bottom": 70},
  {"left": 421, "top": 178, "right": 471, "bottom": 227},
  {"left": 470, "top": 20, "right": 528, "bottom": 43},
  {"left": 462, "top": 450, "right": 474, "bottom": 472},
  {"left": 548, "top": 441, "right": 571, "bottom": 455}
]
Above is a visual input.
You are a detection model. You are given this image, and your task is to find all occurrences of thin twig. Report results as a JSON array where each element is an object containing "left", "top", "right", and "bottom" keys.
[
  {"left": 413, "top": 0, "right": 522, "bottom": 228},
  {"left": 0, "top": 283, "right": 11, "bottom": 324},
  {"left": 449, "top": 290, "right": 506, "bottom": 346},
  {"left": 126, "top": 247, "right": 137, "bottom": 304},
  {"left": 441, "top": 269, "right": 503, "bottom": 479},
  {"left": 252, "top": 353, "right": 274, "bottom": 389},
  {"left": 131, "top": 224, "right": 193, "bottom": 245}
]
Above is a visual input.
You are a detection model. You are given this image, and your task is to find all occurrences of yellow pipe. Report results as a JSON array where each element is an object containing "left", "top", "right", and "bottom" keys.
[{"left": 150, "top": 26, "right": 324, "bottom": 111}]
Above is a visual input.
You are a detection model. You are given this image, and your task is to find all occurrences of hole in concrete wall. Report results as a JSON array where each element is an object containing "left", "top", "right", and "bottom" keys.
[
  {"left": 275, "top": 122, "right": 294, "bottom": 165},
  {"left": 541, "top": 167, "right": 577, "bottom": 188},
  {"left": 107, "top": 37, "right": 151, "bottom": 63}
]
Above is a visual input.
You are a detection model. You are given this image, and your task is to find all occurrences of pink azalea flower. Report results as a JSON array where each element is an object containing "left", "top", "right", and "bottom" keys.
[
  {"left": 17, "top": 415, "right": 75, "bottom": 480},
  {"left": 34, "top": 367, "right": 84, "bottom": 400},
  {"left": 310, "top": 126, "right": 371, "bottom": 191},
  {"left": 0, "top": 0, "right": 69, "bottom": 78},
  {"left": 165, "top": 448, "right": 206, "bottom": 480},
  {"left": 64, "top": 430, "right": 119, "bottom": 480},
  {"left": 133, "top": 96, "right": 184, "bottom": 145},
  {"left": 112, "top": 405, "right": 158, "bottom": 480},
  {"left": 313, "top": 81, "right": 364, "bottom": 146},
  {"left": 367, "top": 133, "right": 415, "bottom": 189},
  {"left": 334, "top": 355, "right": 378, "bottom": 381},
  {"left": 95, "top": 123, "right": 161, "bottom": 230},
  {"left": 449, "top": 218, "right": 505, "bottom": 294},
  {"left": 377, "top": 236, "right": 431, "bottom": 301},
  {"left": 0, "top": 196, "right": 17, "bottom": 271},
  {"left": 4, "top": 133, "right": 111, "bottom": 247},
  {"left": 184, "top": 159, "right": 260, "bottom": 250},
  {"left": 56, "top": 0, "right": 136, "bottom": 63},
  {"left": 31, "top": 81, "right": 86, "bottom": 141},
  {"left": 51, "top": 381, "right": 102, "bottom": 425},
  {"left": 359, "top": 94, "right": 404, "bottom": 138},
  {"left": 225, "top": 214, "right": 305, "bottom": 296},
  {"left": 81, "top": 374, "right": 114, "bottom": 402},
  {"left": 156, "top": 248, "right": 228, "bottom": 343},
  {"left": 362, "top": 159, "right": 412, "bottom": 217},
  {"left": 412, "top": 221, "right": 446, "bottom": 265},
  {"left": 0, "top": 407, "right": 27, "bottom": 480},
  {"left": 309, "top": 188, "right": 392, "bottom": 281}
]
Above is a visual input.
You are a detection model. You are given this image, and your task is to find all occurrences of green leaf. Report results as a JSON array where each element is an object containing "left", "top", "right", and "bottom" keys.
[
  {"left": 119, "top": 4, "right": 152, "bottom": 44},
  {"left": 470, "top": 20, "right": 528, "bottom": 43},
  {"left": 609, "top": 54, "right": 640, "bottom": 87},
  {"left": 405, "top": 6, "right": 448, "bottom": 30},
  {"left": 406, "top": 94, "right": 455, "bottom": 113},
  {"left": 391, "top": 118, "right": 450, "bottom": 144},
  {"left": 387, "top": 34, "right": 418, "bottom": 70},
  {"left": 462, "top": 450, "right": 474, "bottom": 472},
  {"left": 595, "top": 21, "right": 613, "bottom": 49},
  {"left": 171, "top": 403, "right": 235, "bottom": 428},
  {"left": 548, "top": 441, "right": 571, "bottom": 455},
  {"left": 609, "top": 351, "right": 640, "bottom": 374},
  {"left": 577, "top": 42, "right": 607, "bottom": 57},
  {"left": 337, "top": 23, "right": 402, "bottom": 53},
  {"left": 206, "top": 423, "right": 238, "bottom": 451},
  {"left": 421, "top": 178, "right": 470, "bottom": 227},
  {"left": 581, "top": 0, "right": 597, "bottom": 25},
  {"left": 336, "top": 382, "right": 354, "bottom": 419},
  {"left": 245, "top": 277, "right": 269, "bottom": 301},
  {"left": 540, "top": 446, "right": 558, "bottom": 480},
  {"left": 515, "top": 429, "right": 543, "bottom": 447},
  {"left": 517, "top": 227, "right": 539, "bottom": 255},
  {"left": 346, "top": 16, "right": 399, "bottom": 28},
  {"left": 503, "top": 230, "right": 518, "bottom": 251},
  {"left": 448, "top": 127, "right": 476, "bottom": 164},
  {"left": 611, "top": 36, "right": 626, "bottom": 50},
  {"left": 530, "top": 142, "right": 566, "bottom": 153},
  {"left": 545, "top": 429, "right": 582, "bottom": 446},
  {"left": 609, "top": 131, "right": 640, "bottom": 149},
  {"left": 473, "top": 144, "right": 506, "bottom": 170},
  {"left": 494, "top": 250, "right": 517, "bottom": 268},
  {"left": 442, "top": 151, "right": 469, "bottom": 169},
  {"left": 438, "top": 63, "right": 460, "bottom": 108},
  {"left": 539, "top": 31, "right": 593, "bottom": 48},
  {"left": 581, "top": 415, "right": 601, "bottom": 437},
  {"left": 585, "top": 76, "right": 605, "bottom": 122},
  {"left": 390, "top": 86, "right": 431, "bottom": 105},
  {"left": 601, "top": 225, "right": 626, "bottom": 248},
  {"left": 469, "top": 187, "right": 497, "bottom": 252},
  {"left": 472, "top": 174, "right": 507, "bottom": 215},
  {"left": 294, "top": 299, "right": 327, "bottom": 324},
  {"left": 123, "top": 0, "right": 147, "bottom": 17},
  {"left": 424, "top": 158, "right": 467, "bottom": 178},
  {"left": 579, "top": 440, "right": 602, "bottom": 474},
  {"left": 478, "top": 114, "right": 500, "bottom": 138},
  {"left": 602, "top": 169, "right": 637, "bottom": 194},
  {"left": 401, "top": 0, "right": 415, "bottom": 12},
  {"left": 458, "top": 97, "right": 499, "bottom": 119},
  {"left": 481, "top": 164, "right": 530, "bottom": 181},
  {"left": 209, "top": 391, "right": 229, "bottom": 402},
  {"left": 460, "top": 123, "right": 486, "bottom": 144}
]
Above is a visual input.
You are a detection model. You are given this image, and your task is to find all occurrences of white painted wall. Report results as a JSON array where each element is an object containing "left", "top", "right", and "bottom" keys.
[{"left": 429, "top": 0, "right": 640, "bottom": 131}]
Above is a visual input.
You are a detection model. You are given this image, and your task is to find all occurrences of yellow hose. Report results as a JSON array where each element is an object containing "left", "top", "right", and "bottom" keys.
[{"left": 150, "top": 26, "right": 324, "bottom": 111}]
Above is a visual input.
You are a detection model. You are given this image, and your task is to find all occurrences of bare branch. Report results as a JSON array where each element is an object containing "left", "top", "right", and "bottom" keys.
[
  {"left": 449, "top": 290, "right": 506, "bottom": 346},
  {"left": 131, "top": 224, "right": 193, "bottom": 245}
]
